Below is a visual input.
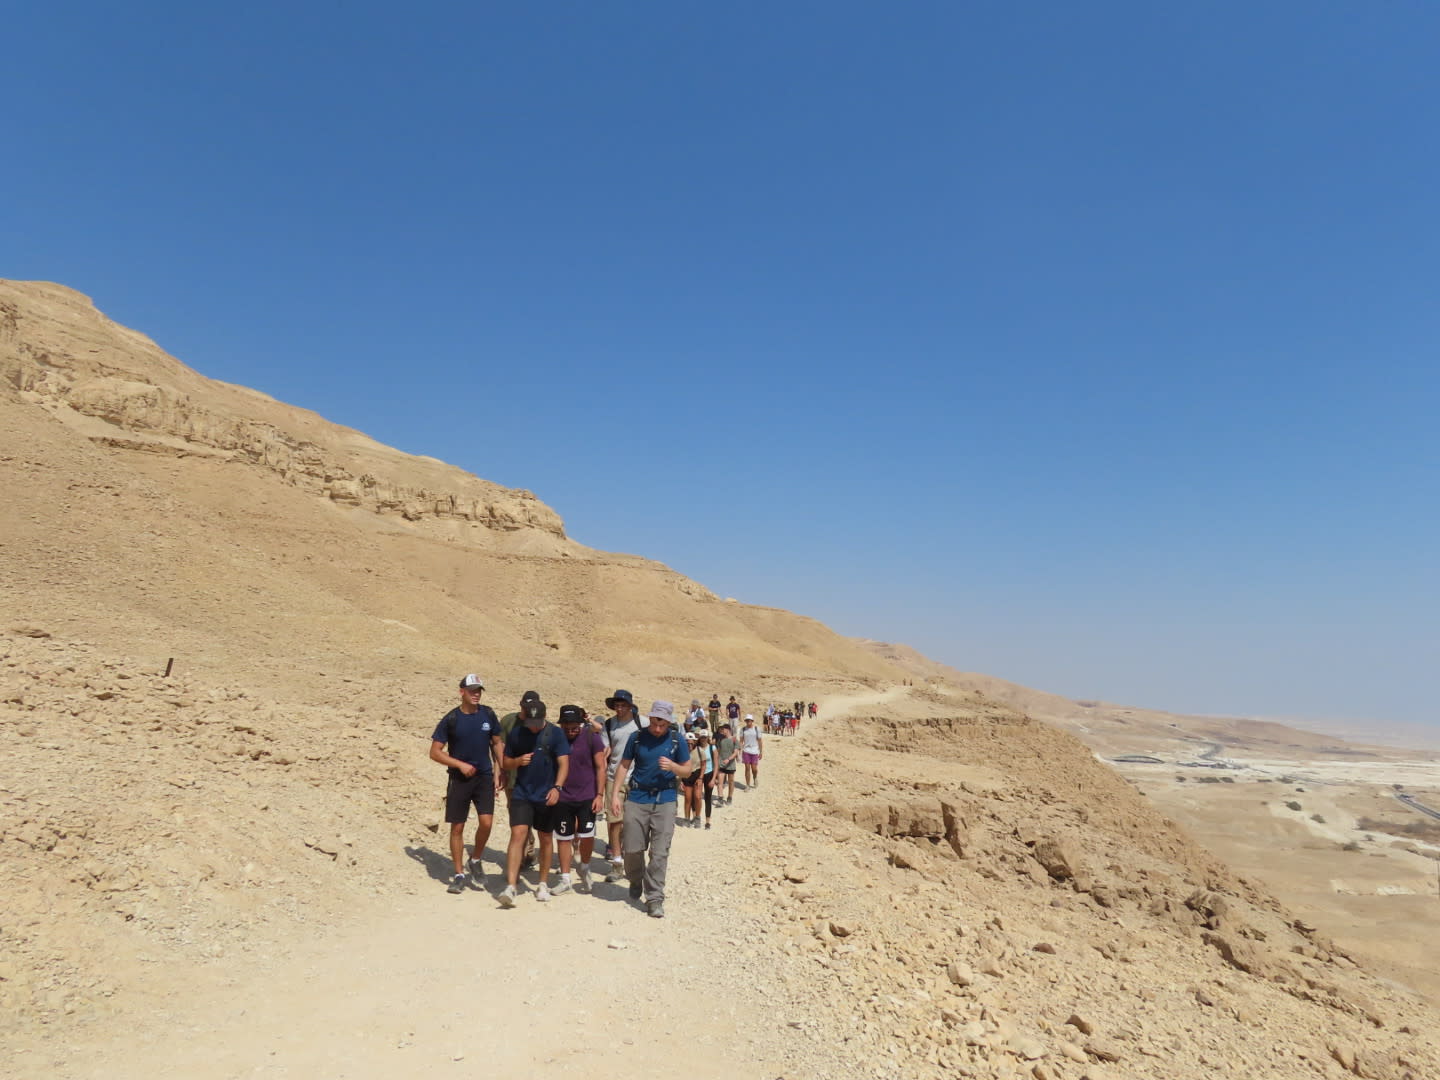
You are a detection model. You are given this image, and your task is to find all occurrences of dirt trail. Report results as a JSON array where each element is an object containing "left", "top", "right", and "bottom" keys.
[{"left": 11, "top": 693, "right": 892, "bottom": 1080}]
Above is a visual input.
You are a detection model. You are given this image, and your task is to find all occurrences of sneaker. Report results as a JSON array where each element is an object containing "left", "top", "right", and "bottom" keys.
[
  {"left": 705, "top": 822, "right": 711, "bottom": 830},
  {"left": 447, "top": 873, "right": 467, "bottom": 894},
  {"left": 536, "top": 883, "right": 551, "bottom": 902},
  {"left": 552, "top": 875, "right": 573, "bottom": 896},
  {"left": 628, "top": 880, "right": 643, "bottom": 900},
  {"left": 647, "top": 900, "right": 665, "bottom": 919},
  {"left": 497, "top": 885, "right": 517, "bottom": 908},
  {"left": 577, "top": 866, "right": 592, "bottom": 893},
  {"left": 604, "top": 865, "right": 624, "bottom": 884},
  {"left": 467, "top": 859, "right": 485, "bottom": 886}
]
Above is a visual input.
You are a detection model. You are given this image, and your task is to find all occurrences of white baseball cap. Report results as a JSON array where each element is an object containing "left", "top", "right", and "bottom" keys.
[{"left": 459, "top": 674, "right": 485, "bottom": 690}]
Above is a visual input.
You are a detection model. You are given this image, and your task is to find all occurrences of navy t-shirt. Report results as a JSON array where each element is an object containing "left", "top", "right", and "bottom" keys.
[
  {"left": 622, "top": 728, "right": 692, "bottom": 805},
  {"left": 431, "top": 706, "right": 501, "bottom": 776},
  {"left": 505, "top": 722, "right": 571, "bottom": 803}
]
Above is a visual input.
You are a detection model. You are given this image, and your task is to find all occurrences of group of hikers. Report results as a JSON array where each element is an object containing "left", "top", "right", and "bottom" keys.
[
  {"left": 763, "top": 700, "right": 816, "bottom": 736},
  {"left": 429, "top": 676, "right": 781, "bottom": 919}
]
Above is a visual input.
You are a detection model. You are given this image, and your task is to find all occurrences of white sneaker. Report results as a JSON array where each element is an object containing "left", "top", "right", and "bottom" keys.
[
  {"left": 577, "top": 866, "right": 592, "bottom": 893},
  {"left": 552, "top": 875, "right": 573, "bottom": 896},
  {"left": 536, "top": 883, "right": 551, "bottom": 902},
  {"left": 498, "top": 885, "right": 516, "bottom": 908}
]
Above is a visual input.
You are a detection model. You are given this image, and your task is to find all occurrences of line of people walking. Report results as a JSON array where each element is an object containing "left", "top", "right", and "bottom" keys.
[{"left": 428, "top": 676, "right": 776, "bottom": 918}]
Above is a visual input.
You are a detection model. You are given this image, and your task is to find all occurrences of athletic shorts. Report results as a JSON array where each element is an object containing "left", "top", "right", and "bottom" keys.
[
  {"left": 719, "top": 765, "right": 736, "bottom": 775},
  {"left": 682, "top": 771, "right": 702, "bottom": 788},
  {"left": 445, "top": 771, "right": 496, "bottom": 823},
  {"left": 553, "top": 801, "right": 596, "bottom": 842},
  {"left": 742, "top": 751, "right": 760, "bottom": 765},
  {"left": 509, "top": 797, "right": 558, "bottom": 833}
]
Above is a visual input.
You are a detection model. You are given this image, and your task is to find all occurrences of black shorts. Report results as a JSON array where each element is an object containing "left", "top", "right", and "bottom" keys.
[
  {"left": 509, "top": 797, "right": 558, "bottom": 833},
  {"left": 553, "top": 801, "right": 596, "bottom": 842},
  {"left": 682, "top": 771, "right": 702, "bottom": 788},
  {"left": 445, "top": 771, "right": 496, "bottom": 823},
  {"left": 719, "top": 765, "right": 736, "bottom": 775}
]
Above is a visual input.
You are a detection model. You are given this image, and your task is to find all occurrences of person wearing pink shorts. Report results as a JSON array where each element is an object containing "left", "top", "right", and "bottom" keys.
[{"left": 739, "top": 714, "right": 763, "bottom": 789}]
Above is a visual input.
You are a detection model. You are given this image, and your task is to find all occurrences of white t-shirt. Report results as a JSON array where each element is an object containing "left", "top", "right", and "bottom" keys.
[{"left": 740, "top": 726, "right": 761, "bottom": 754}]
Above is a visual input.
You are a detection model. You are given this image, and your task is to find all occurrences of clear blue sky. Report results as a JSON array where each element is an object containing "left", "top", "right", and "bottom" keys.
[{"left": 6, "top": 3, "right": 1438, "bottom": 728}]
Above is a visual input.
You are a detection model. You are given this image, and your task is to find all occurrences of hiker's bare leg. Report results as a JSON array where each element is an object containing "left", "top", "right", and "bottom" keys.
[
  {"left": 505, "top": 824, "right": 529, "bottom": 886},
  {"left": 449, "top": 822, "right": 466, "bottom": 874}
]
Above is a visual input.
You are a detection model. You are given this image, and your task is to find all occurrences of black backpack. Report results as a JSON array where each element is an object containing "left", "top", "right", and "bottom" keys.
[{"left": 624, "top": 726, "right": 689, "bottom": 792}]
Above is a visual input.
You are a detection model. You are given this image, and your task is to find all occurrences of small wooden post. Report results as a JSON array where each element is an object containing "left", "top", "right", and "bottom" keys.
[{"left": 163, "top": 657, "right": 174, "bottom": 678}]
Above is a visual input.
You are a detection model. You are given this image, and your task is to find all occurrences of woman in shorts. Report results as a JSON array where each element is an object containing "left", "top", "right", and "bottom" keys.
[
  {"left": 740, "top": 714, "right": 763, "bottom": 789},
  {"left": 681, "top": 730, "right": 703, "bottom": 825}
]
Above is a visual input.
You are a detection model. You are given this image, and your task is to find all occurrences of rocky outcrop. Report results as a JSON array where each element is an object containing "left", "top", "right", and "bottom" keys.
[{"left": 0, "top": 281, "right": 564, "bottom": 535}]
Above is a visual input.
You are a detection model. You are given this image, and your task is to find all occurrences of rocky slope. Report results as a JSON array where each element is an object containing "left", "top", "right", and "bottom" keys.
[{"left": 2, "top": 279, "right": 1437, "bottom": 1078}]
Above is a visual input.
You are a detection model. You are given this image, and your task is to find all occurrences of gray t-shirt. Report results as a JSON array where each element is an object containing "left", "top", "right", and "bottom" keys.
[{"left": 604, "top": 715, "right": 642, "bottom": 782}]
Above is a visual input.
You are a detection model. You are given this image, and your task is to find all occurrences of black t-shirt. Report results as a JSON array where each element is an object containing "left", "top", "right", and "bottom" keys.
[{"left": 431, "top": 705, "right": 501, "bottom": 775}]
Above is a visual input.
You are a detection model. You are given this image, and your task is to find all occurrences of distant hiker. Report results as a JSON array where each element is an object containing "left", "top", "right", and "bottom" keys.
[
  {"left": 498, "top": 696, "right": 570, "bottom": 906},
  {"left": 725, "top": 695, "right": 740, "bottom": 726},
  {"left": 610, "top": 700, "right": 691, "bottom": 918},
  {"left": 687, "top": 699, "right": 705, "bottom": 732},
  {"left": 601, "top": 689, "right": 643, "bottom": 883},
  {"left": 740, "top": 714, "right": 763, "bottom": 788},
  {"left": 553, "top": 704, "right": 607, "bottom": 894},
  {"left": 429, "top": 674, "right": 503, "bottom": 894},
  {"left": 696, "top": 728, "right": 716, "bottom": 828},
  {"left": 707, "top": 694, "right": 722, "bottom": 729},
  {"left": 714, "top": 723, "right": 738, "bottom": 805},
  {"left": 808, "top": 701, "right": 817, "bottom": 719}
]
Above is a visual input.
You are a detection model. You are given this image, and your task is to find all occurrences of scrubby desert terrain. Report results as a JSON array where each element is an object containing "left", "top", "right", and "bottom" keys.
[{"left": 3, "top": 279, "right": 1439, "bottom": 1079}]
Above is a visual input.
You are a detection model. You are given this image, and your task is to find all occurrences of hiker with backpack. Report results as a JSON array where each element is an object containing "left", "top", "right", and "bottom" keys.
[
  {"left": 601, "top": 689, "right": 643, "bottom": 883},
  {"left": 609, "top": 700, "right": 691, "bottom": 919},
  {"left": 714, "top": 722, "right": 738, "bottom": 805},
  {"left": 428, "top": 674, "right": 504, "bottom": 894},
  {"left": 497, "top": 695, "right": 570, "bottom": 907}
]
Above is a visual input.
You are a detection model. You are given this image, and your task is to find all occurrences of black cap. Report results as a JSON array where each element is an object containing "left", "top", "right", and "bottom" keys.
[
  {"left": 520, "top": 690, "right": 541, "bottom": 705},
  {"left": 605, "top": 689, "right": 634, "bottom": 709},
  {"left": 558, "top": 704, "right": 585, "bottom": 724}
]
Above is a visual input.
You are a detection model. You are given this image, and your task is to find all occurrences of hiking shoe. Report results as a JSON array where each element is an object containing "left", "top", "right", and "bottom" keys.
[
  {"left": 577, "top": 866, "right": 592, "bottom": 893},
  {"left": 497, "top": 885, "right": 517, "bottom": 908},
  {"left": 467, "top": 860, "right": 485, "bottom": 887},
  {"left": 604, "top": 865, "right": 624, "bottom": 884},
  {"left": 628, "top": 880, "right": 643, "bottom": 900},
  {"left": 647, "top": 900, "right": 665, "bottom": 919},
  {"left": 447, "top": 873, "right": 467, "bottom": 894},
  {"left": 536, "top": 883, "right": 551, "bottom": 902},
  {"left": 705, "top": 822, "right": 711, "bottom": 830},
  {"left": 551, "top": 876, "right": 572, "bottom": 896}
]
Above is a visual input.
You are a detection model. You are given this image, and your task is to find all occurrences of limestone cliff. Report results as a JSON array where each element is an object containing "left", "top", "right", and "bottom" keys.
[{"left": 0, "top": 280, "right": 564, "bottom": 535}]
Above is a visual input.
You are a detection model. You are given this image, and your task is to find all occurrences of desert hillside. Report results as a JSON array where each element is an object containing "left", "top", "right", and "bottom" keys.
[{"left": 3, "top": 279, "right": 1437, "bottom": 1079}]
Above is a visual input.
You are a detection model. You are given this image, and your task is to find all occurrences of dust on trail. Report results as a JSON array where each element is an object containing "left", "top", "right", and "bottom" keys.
[{"left": 9, "top": 692, "right": 888, "bottom": 1080}]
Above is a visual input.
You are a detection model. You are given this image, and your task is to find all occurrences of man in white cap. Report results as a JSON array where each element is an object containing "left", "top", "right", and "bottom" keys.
[{"left": 609, "top": 700, "right": 691, "bottom": 918}]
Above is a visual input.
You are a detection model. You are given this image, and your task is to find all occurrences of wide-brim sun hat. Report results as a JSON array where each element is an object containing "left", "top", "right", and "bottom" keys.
[{"left": 648, "top": 700, "right": 675, "bottom": 723}]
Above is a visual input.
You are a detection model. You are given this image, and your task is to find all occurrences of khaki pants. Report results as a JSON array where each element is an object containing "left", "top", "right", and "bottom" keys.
[{"left": 622, "top": 800, "right": 677, "bottom": 903}]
